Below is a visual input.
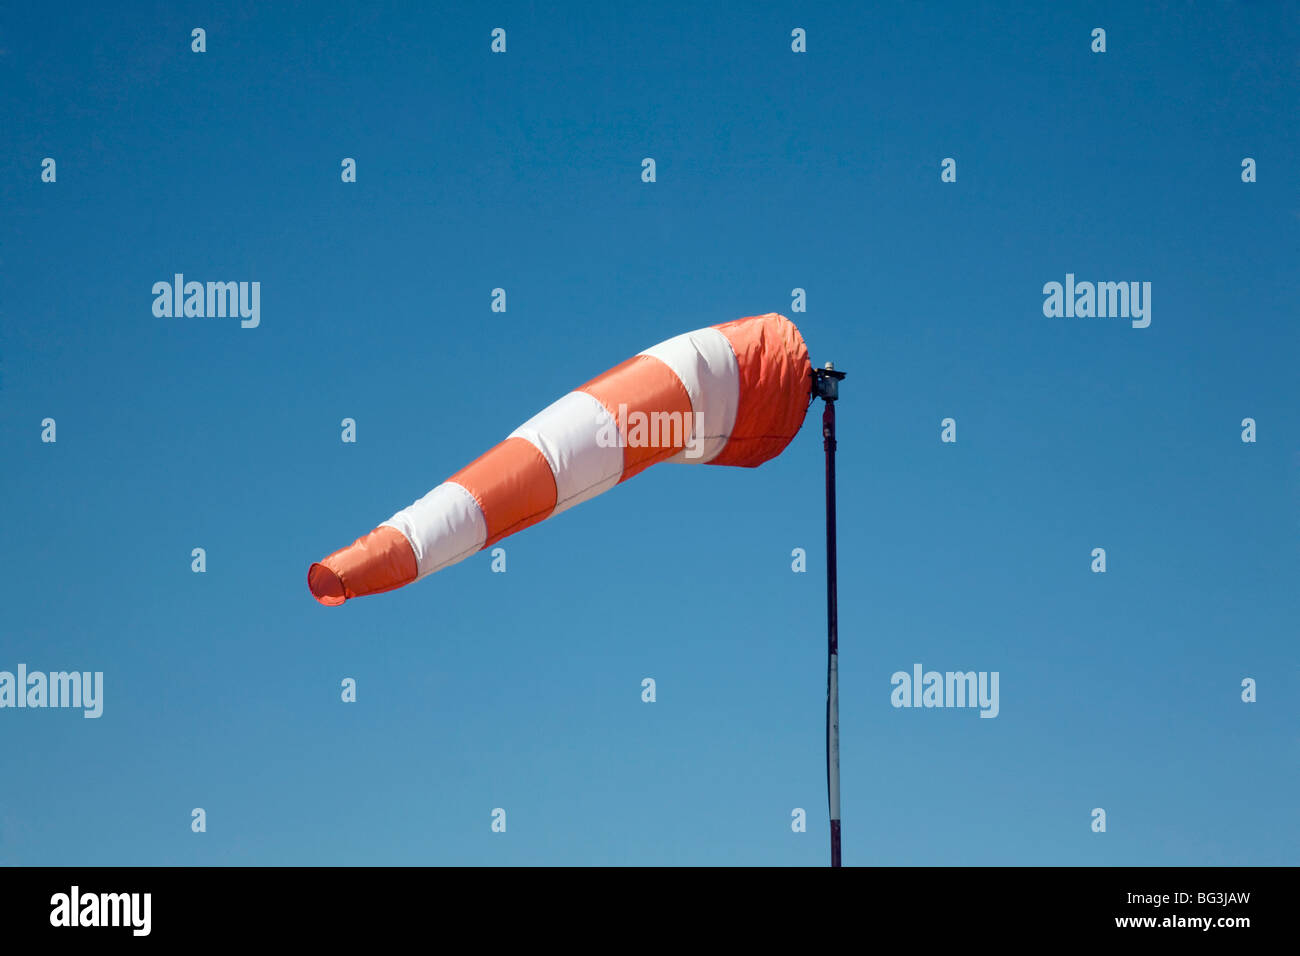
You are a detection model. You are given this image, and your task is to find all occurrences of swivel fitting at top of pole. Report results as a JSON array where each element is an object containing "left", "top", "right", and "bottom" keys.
[{"left": 812, "top": 361, "right": 846, "bottom": 402}]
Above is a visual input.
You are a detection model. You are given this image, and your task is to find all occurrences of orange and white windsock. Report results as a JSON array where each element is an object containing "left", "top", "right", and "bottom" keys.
[{"left": 308, "top": 312, "right": 812, "bottom": 605}]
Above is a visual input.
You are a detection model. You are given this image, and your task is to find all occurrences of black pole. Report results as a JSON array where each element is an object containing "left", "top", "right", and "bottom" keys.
[{"left": 813, "top": 362, "right": 846, "bottom": 868}]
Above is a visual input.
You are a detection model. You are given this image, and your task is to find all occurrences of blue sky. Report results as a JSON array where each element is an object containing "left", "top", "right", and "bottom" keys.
[{"left": 1, "top": 1, "right": 1296, "bottom": 865}]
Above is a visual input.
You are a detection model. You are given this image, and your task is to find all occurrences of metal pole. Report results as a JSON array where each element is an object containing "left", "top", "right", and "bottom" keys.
[
  {"left": 824, "top": 398, "right": 841, "bottom": 867},
  {"left": 813, "top": 363, "right": 845, "bottom": 867}
]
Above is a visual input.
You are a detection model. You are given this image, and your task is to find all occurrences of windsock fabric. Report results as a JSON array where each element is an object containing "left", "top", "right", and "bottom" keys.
[{"left": 308, "top": 312, "right": 811, "bottom": 605}]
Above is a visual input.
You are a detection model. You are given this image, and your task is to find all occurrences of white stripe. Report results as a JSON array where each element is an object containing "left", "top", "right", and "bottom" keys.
[
  {"left": 638, "top": 326, "right": 740, "bottom": 464},
  {"left": 381, "top": 481, "right": 488, "bottom": 579},
  {"left": 508, "top": 390, "right": 623, "bottom": 514}
]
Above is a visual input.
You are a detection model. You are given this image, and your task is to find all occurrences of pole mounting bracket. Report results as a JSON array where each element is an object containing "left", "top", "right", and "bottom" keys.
[{"left": 812, "top": 362, "right": 846, "bottom": 402}]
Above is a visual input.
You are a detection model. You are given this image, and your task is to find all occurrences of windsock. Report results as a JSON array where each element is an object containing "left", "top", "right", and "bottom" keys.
[{"left": 308, "top": 312, "right": 811, "bottom": 605}]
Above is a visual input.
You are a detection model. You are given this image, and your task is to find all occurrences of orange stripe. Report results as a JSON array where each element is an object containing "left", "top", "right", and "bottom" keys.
[
  {"left": 578, "top": 354, "right": 694, "bottom": 482},
  {"left": 309, "top": 525, "right": 418, "bottom": 606},
  {"left": 709, "top": 313, "right": 811, "bottom": 468},
  {"left": 448, "top": 436, "right": 558, "bottom": 547}
]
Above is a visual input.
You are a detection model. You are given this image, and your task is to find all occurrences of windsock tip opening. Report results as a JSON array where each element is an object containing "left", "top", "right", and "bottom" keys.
[{"left": 308, "top": 562, "right": 347, "bottom": 606}]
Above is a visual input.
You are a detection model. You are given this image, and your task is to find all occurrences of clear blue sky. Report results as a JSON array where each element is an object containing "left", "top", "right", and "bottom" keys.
[{"left": 1, "top": 1, "right": 1296, "bottom": 865}]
